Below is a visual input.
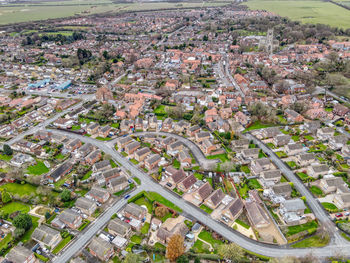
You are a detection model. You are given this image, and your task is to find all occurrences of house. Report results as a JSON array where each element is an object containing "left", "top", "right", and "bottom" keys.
[
  {"left": 303, "top": 121, "right": 321, "bottom": 134},
  {"left": 261, "top": 127, "right": 281, "bottom": 138},
  {"left": 125, "top": 141, "right": 140, "bottom": 155},
  {"left": 173, "top": 120, "right": 190, "bottom": 133},
  {"left": 187, "top": 125, "right": 200, "bottom": 137},
  {"left": 221, "top": 198, "right": 244, "bottom": 222},
  {"left": 192, "top": 182, "right": 213, "bottom": 204},
  {"left": 124, "top": 203, "right": 146, "bottom": 220},
  {"left": 93, "top": 160, "right": 112, "bottom": 172},
  {"left": 177, "top": 174, "right": 197, "bottom": 192},
  {"left": 145, "top": 154, "right": 161, "bottom": 170},
  {"left": 204, "top": 189, "right": 225, "bottom": 209},
  {"left": 99, "top": 168, "right": 121, "bottom": 185},
  {"left": 241, "top": 148, "right": 260, "bottom": 160},
  {"left": 99, "top": 125, "right": 112, "bottom": 138},
  {"left": 245, "top": 201, "right": 270, "bottom": 229},
  {"left": 202, "top": 139, "right": 216, "bottom": 155},
  {"left": 272, "top": 183, "right": 292, "bottom": 198},
  {"left": 342, "top": 145, "right": 350, "bottom": 158},
  {"left": 195, "top": 132, "right": 211, "bottom": 143},
  {"left": 284, "top": 144, "right": 304, "bottom": 156},
  {"left": 162, "top": 118, "right": 173, "bottom": 132},
  {"left": 333, "top": 193, "right": 350, "bottom": 209},
  {"left": 231, "top": 139, "right": 249, "bottom": 151},
  {"left": 167, "top": 141, "right": 183, "bottom": 152},
  {"left": 107, "top": 175, "right": 128, "bottom": 193},
  {"left": 87, "top": 122, "right": 100, "bottom": 135},
  {"left": 178, "top": 150, "right": 192, "bottom": 166},
  {"left": 66, "top": 138, "right": 82, "bottom": 152},
  {"left": 10, "top": 153, "right": 35, "bottom": 167},
  {"left": 134, "top": 147, "right": 151, "bottom": 162},
  {"left": 108, "top": 218, "right": 132, "bottom": 238},
  {"left": 329, "top": 135, "right": 348, "bottom": 150},
  {"left": 317, "top": 127, "right": 334, "bottom": 140},
  {"left": 307, "top": 164, "right": 329, "bottom": 178},
  {"left": 333, "top": 104, "right": 350, "bottom": 116},
  {"left": 75, "top": 197, "right": 97, "bottom": 216},
  {"left": 55, "top": 209, "right": 82, "bottom": 229},
  {"left": 284, "top": 109, "right": 304, "bottom": 123},
  {"left": 160, "top": 136, "right": 175, "bottom": 148},
  {"left": 273, "top": 134, "right": 291, "bottom": 147},
  {"left": 86, "top": 187, "right": 110, "bottom": 203},
  {"left": 319, "top": 177, "right": 348, "bottom": 194},
  {"left": 250, "top": 158, "right": 273, "bottom": 175},
  {"left": 295, "top": 153, "right": 317, "bottom": 167},
  {"left": 5, "top": 245, "right": 37, "bottom": 263},
  {"left": 47, "top": 160, "right": 74, "bottom": 183},
  {"left": 89, "top": 237, "right": 114, "bottom": 261},
  {"left": 156, "top": 216, "right": 188, "bottom": 244},
  {"left": 279, "top": 198, "right": 306, "bottom": 225},
  {"left": 116, "top": 136, "right": 133, "bottom": 150},
  {"left": 32, "top": 225, "right": 62, "bottom": 249},
  {"left": 261, "top": 170, "right": 281, "bottom": 183},
  {"left": 168, "top": 169, "right": 186, "bottom": 186},
  {"left": 84, "top": 150, "right": 102, "bottom": 165},
  {"left": 77, "top": 143, "right": 94, "bottom": 158}
]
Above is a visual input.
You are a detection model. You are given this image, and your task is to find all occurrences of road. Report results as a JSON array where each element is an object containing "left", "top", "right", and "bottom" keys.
[
  {"left": 53, "top": 186, "right": 145, "bottom": 263},
  {"left": 222, "top": 53, "right": 245, "bottom": 98},
  {"left": 108, "top": 131, "right": 219, "bottom": 170},
  {"left": 314, "top": 86, "right": 349, "bottom": 104},
  {"left": 50, "top": 129, "right": 350, "bottom": 261},
  {"left": 245, "top": 133, "right": 344, "bottom": 246}
]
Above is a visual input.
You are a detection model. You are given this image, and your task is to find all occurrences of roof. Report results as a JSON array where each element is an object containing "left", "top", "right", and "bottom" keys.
[
  {"left": 87, "top": 187, "right": 109, "bottom": 199},
  {"left": 245, "top": 201, "right": 269, "bottom": 227},
  {"left": 146, "top": 154, "right": 161, "bottom": 164},
  {"left": 323, "top": 177, "right": 344, "bottom": 187},
  {"left": 109, "top": 175, "right": 128, "bottom": 187},
  {"left": 286, "top": 143, "right": 303, "bottom": 150},
  {"left": 125, "top": 141, "right": 140, "bottom": 150},
  {"left": 32, "top": 224, "right": 60, "bottom": 246},
  {"left": 171, "top": 169, "right": 186, "bottom": 184},
  {"left": 124, "top": 203, "right": 145, "bottom": 218},
  {"left": 206, "top": 189, "right": 225, "bottom": 206},
  {"left": 94, "top": 160, "right": 111, "bottom": 170},
  {"left": 262, "top": 169, "right": 281, "bottom": 179},
  {"left": 75, "top": 197, "right": 95, "bottom": 210},
  {"left": 180, "top": 174, "right": 197, "bottom": 189},
  {"left": 272, "top": 183, "right": 292, "bottom": 195},
  {"left": 197, "top": 182, "right": 213, "bottom": 200},
  {"left": 339, "top": 193, "right": 350, "bottom": 203},
  {"left": 135, "top": 147, "right": 151, "bottom": 157},
  {"left": 282, "top": 198, "right": 306, "bottom": 212},
  {"left": 311, "top": 164, "right": 329, "bottom": 173},
  {"left": 298, "top": 153, "right": 316, "bottom": 161},
  {"left": 102, "top": 168, "right": 120, "bottom": 179},
  {"left": 108, "top": 218, "right": 131, "bottom": 236},
  {"left": 6, "top": 246, "right": 33, "bottom": 263},
  {"left": 50, "top": 160, "right": 74, "bottom": 180},
  {"left": 59, "top": 209, "right": 80, "bottom": 224},
  {"left": 89, "top": 237, "right": 113, "bottom": 259},
  {"left": 226, "top": 198, "right": 244, "bottom": 218},
  {"left": 242, "top": 148, "right": 260, "bottom": 156}
]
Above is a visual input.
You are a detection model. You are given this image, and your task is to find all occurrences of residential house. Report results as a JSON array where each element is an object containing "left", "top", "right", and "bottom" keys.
[
  {"left": 245, "top": 201, "right": 270, "bottom": 229},
  {"left": 250, "top": 158, "right": 273, "bottom": 175},
  {"left": 231, "top": 139, "right": 249, "bottom": 151},
  {"left": 178, "top": 150, "right": 192, "bottom": 167},
  {"left": 99, "top": 125, "right": 112, "bottom": 138},
  {"left": 329, "top": 135, "right": 348, "bottom": 150},
  {"left": 55, "top": 209, "right": 82, "bottom": 229},
  {"left": 319, "top": 177, "right": 348, "bottom": 194},
  {"left": 87, "top": 122, "right": 100, "bottom": 135},
  {"left": 333, "top": 104, "right": 350, "bottom": 117},
  {"left": 261, "top": 170, "right": 281, "bottom": 183},
  {"left": 295, "top": 153, "right": 317, "bottom": 167},
  {"left": 32, "top": 225, "right": 62, "bottom": 250},
  {"left": 93, "top": 160, "right": 112, "bottom": 172},
  {"left": 272, "top": 183, "right": 292, "bottom": 198},
  {"left": 134, "top": 147, "right": 151, "bottom": 162},
  {"left": 86, "top": 187, "right": 110, "bottom": 203},
  {"left": 202, "top": 139, "right": 216, "bottom": 155},
  {"left": 145, "top": 154, "right": 161, "bottom": 170},
  {"left": 333, "top": 193, "right": 350, "bottom": 209},
  {"left": 116, "top": 136, "right": 133, "bottom": 150},
  {"left": 307, "top": 164, "right": 329, "bottom": 178},
  {"left": 47, "top": 160, "right": 74, "bottom": 183},
  {"left": 279, "top": 198, "right": 306, "bottom": 225},
  {"left": 187, "top": 125, "right": 200, "bottom": 137},
  {"left": 221, "top": 198, "right": 244, "bottom": 222},
  {"left": 108, "top": 218, "right": 132, "bottom": 238},
  {"left": 284, "top": 109, "right": 304, "bottom": 123},
  {"left": 317, "top": 127, "right": 334, "bottom": 140},
  {"left": 192, "top": 182, "right": 213, "bottom": 204},
  {"left": 77, "top": 143, "right": 94, "bottom": 158},
  {"left": 241, "top": 148, "right": 260, "bottom": 160},
  {"left": 204, "top": 189, "right": 225, "bottom": 209},
  {"left": 273, "top": 134, "right": 291, "bottom": 147},
  {"left": 156, "top": 216, "right": 188, "bottom": 245},
  {"left": 75, "top": 197, "right": 97, "bottom": 216},
  {"left": 108, "top": 175, "right": 128, "bottom": 193},
  {"left": 261, "top": 127, "right": 281, "bottom": 139},
  {"left": 124, "top": 203, "right": 146, "bottom": 221},
  {"left": 125, "top": 141, "right": 141, "bottom": 155},
  {"left": 303, "top": 121, "right": 321, "bottom": 134},
  {"left": 168, "top": 169, "right": 186, "bottom": 186},
  {"left": 84, "top": 150, "right": 102, "bottom": 165},
  {"left": 89, "top": 237, "right": 114, "bottom": 261},
  {"left": 5, "top": 245, "right": 37, "bottom": 263},
  {"left": 167, "top": 141, "right": 183, "bottom": 153},
  {"left": 177, "top": 174, "right": 197, "bottom": 192},
  {"left": 162, "top": 118, "right": 173, "bottom": 132},
  {"left": 66, "top": 139, "right": 82, "bottom": 152},
  {"left": 284, "top": 144, "right": 304, "bottom": 156}
]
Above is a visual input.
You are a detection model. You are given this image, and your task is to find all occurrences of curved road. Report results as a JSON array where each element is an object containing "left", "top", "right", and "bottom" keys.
[
  {"left": 108, "top": 131, "right": 219, "bottom": 170},
  {"left": 50, "top": 130, "right": 350, "bottom": 262}
]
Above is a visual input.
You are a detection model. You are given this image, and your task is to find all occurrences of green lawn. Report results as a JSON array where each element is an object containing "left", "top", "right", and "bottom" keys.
[
  {"left": 240, "top": 165, "right": 250, "bottom": 174},
  {"left": 141, "top": 222, "right": 150, "bottom": 235},
  {"left": 20, "top": 216, "right": 40, "bottom": 243},
  {"left": 194, "top": 173, "right": 204, "bottom": 180},
  {"left": 134, "top": 177, "right": 141, "bottom": 185},
  {"left": 0, "top": 154, "right": 12, "bottom": 161},
  {"left": 237, "top": 184, "right": 249, "bottom": 198},
  {"left": 287, "top": 161, "right": 297, "bottom": 169},
  {"left": 134, "top": 197, "right": 153, "bottom": 213},
  {"left": 130, "top": 159, "right": 139, "bottom": 165},
  {"left": 297, "top": 172, "right": 308, "bottom": 181},
  {"left": 71, "top": 125, "right": 81, "bottom": 131},
  {"left": 96, "top": 137, "right": 111, "bottom": 141},
  {"left": 192, "top": 239, "right": 211, "bottom": 253},
  {"left": 304, "top": 135, "right": 314, "bottom": 141},
  {"left": 81, "top": 170, "right": 92, "bottom": 181},
  {"left": 147, "top": 192, "right": 182, "bottom": 213},
  {"left": 243, "top": 121, "right": 276, "bottom": 132},
  {"left": 322, "top": 202, "right": 339, "bottom": 212},
  {"left": 0, "top": 233, "right": 12, "bottom": 250},
  {"left": 275, "top": 151, "right": 287, "bottom": 158},
  {"left": 199, "top": 204, "right": 213, "bottom": 214},
  {"left": 130, "top": 234, "right": 142, "bottom": 244},
  {"left": 235, "top": 219, "right": 250, "bottom": 229},
  {"left": 291, "top": 234, "right": 329, "bottom": 248},
  {"left": 0, "top": 183, "right": 37, "bottom": 197},
  {"left": 247, "top": 179, "right": 262, "bottom": 189},
  {"left": 207, "top": 153, "right": 229, "bottom": 162},
  {"left": 286, "top": 221, "right": 318, "bottom": 237},
  {"left": 292, "top": 135, "right": 300, "bottom": 142},
  {"left": 198, "top": 230, "right": 223, "bottom": 252},
  {"left": 26, "top": 161, "right": 49, "bottom": 175},
  {"left": 0, "top": 202, "right": 30, "bottom": 215},
  {"left": 52, "top": 235, "right": 72, "bottom": 254},
  {"left": 78, "top": 220, "right": 90, "bottom": 231},
  {"left": 310, "top": 186, "right": 324, "bottom": 197}
]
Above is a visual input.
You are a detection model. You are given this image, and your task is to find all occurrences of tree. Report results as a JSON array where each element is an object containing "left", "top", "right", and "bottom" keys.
[
  {"left": 13, "top": 214, "right": 32, "bottom": 231},
  {"left": 176, "top": 255, "right": 189, "bottom": 263},
  {"left": 194, "top": 257, "right": 201, "bottom": 263},
  {"left": 217, "top": 243, "right": 244, "bottom": 263},
  {"left": 155, "top": 206, "right": 168, "bottom": 218},
  {"left": 14, "top": 228, "right": 26, "bottom": 239},
  {"left": 166, "top": 234, "right": 185, "bottom": 262},
  {"left": 60, "top": 189, "right": 71, "bottom": 202},
  {"left": 1, "top": 191, "right": 11, "bottom": 204},
  {"left": 3, "top": 144, "right": 13, "bottom": 156},
  {"left": 45, "top": 211, "right": 51, "bottom": 220},
  {"left": 123, "top": 253, "right": 142, "bottom": 263}
]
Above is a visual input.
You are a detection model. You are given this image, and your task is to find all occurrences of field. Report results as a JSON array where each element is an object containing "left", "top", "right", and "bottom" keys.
[
  {"left": 0, "top": 0, "right": 231, "bottom": 25},
  {"left": 0, "top": 183, "right": 37, "bottom": 197},
  {"left": 26, "top": 161, "right": 49, "bottom": 175},
  {"left": 244, "top": 0, "right": 350, "bottom": 29}
]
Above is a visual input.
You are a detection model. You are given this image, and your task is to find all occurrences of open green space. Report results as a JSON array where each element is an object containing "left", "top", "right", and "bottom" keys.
[
  {"left": 235, "top": 219, "right": 250, "bottom": 229},
  {"left": 26, "top": 161, "right": 49, "bottom": 175},
  {"left": 0, "top": 233, "right": 12, "bottom": 250},
  {"left": 0, "top": 202, "right": 30, "bottom": 215},
  {"left": 0, "top": 154, "right": 12, "bottom": 161},
  {"left": 291, "top": 234, "right": 329, "bottom": 248},
  {"left": 322, "top": 202, "right": 339, "bottom": 212},
  {"left": 244, "top": 0, "right": 350, "bottom": 29},
  {"left": 192, "top": 239, "right": 211, "bottom": 254},
  {"left": 52, "top": 235, "right": 72, "bottom": 254},
  {"left": 0, "top": 183, "right": 37, "bottom": 197},
  {"left": 297, "top": 172, "right": 308, "bottom": 181},
  {"left": 247, "top": 178, "right": 262, "bottom": 189},
  {"left": 286, "top": 221, "right": 318, "bottom": 237},
  {"left": 310, "top": 186, "right": 324, "bottom": 197},
  {"left": 207, "top": 153, "right": 228, "bottom": 162},
  {"left": 199, "top": 204, "right": 213, "bottom": 214},
  {"left": 198, "top": 230, "right": 223, "bottom": 253},
  {"left": 243, "top": 121, "right": 277, "bottom": 132}
]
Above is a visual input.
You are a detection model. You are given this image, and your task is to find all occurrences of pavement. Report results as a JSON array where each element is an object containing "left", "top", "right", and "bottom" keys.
[
  {"left": 108, "top": 130, "right": 219, "bottom": 170},
  {"left": 49, "top": 129, "right": 350, "bottom": 261}
]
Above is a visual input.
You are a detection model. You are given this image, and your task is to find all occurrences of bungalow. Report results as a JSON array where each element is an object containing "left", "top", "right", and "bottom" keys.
[
  {"left": 192, "top": 182, "right": 213, "bottom": 204},
  {"left": 317, "top": 127, "right": 334, "bottom": 140},
  {"left": 89, "top": 237, "right": 114, "bottom": 261},
  {"left": 231, "top": 139, "right": 249, "bottom": 151},
  {"left": 6, "top": 246, "right": 37, "bottom": 263},
  {"left": 108, "top": 218, "right": 132, "bottom": 238},
  {"left": 272, "top": 183, "right": 292, "bottom": 198},
  {"left": 32, "top": 225, "right": 62, "bottom": 249},
  {"left": 273, "top": 134, "right": 291, "bottom": 147},
  {"left": 284, "top": 144, "right": 304, "bottom": 156},
  {"left": 329, "top": 135, "right": 348, "bottom": 150},
  {"left": 295, "top": 153, "right": 317, "bottom": 167},
  {"left": 261, "top": 127, "right": 281, "bottom": 139},
  {"left": 177, "top": 174, "right": 197, "bottom": 192},
  {"left": 303, "top": 121, "right": 321, "bottom": 134},
  {"left": 333, "top": 193, "right": 350, "bottom": 209},
  {"left": 245, "top": 201, "right": 270, "bottom": 229},
  {"left": 156, "top": 217, "right": 188, "bottom": 245},
  {"left": 47, "top": 160, "right": 74, "bottom": 183},
  {"left": 55, "top": 209, "right": 82, "bottom": 229},
  {"left": 279, "top": 198, "right": 306, "bottom": 225},
  {"left": 204, "top": 189, "right": 225, "bottom": 209},
  {"left": 241, "top": 148, "right": 260, "bottom": 160},
  {"left": 145, "top": 154, "right": 161, "bottom": 170},
  {"left": 124, "top": 203, "right": 146, "bottom": 221},
  {"left": 221, "top": 198, "right": 244, "bottom": 222},
  {"left": 93, "top": 160, "right": 112, "bottom": 172},
  {"left": 319, "top": 177, "right": 348, "bottom": 194},
  {"left": 307, "top": 164, "right": 329, "bottom": 178},
  {"left": 75, "top": 197, "right": 97, "bottom": 216},
  {"left": 250, "top": 158, "right": 273, "bottom": 175},
  {"left": 86, "top": 187, "right": 110, "bottom": 203},
  {"left": 107, "top": 175, "right": 128, "bottom": 193},
  {"left": 134, "top": 147, "right": 151, "bottom": 162},
  {"left": 261, "top": 170, "right": 281, "bottom": 183},
  {"left": 125, "top": 141, "right": 140, "bottom": 155},
  {"left": 284, "top": 109, "right": 304, "bottom": 123}
]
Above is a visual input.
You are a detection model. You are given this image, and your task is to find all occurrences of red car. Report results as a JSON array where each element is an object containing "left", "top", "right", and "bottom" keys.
[{"left": 335, "top": 213, "right": 343, "bottom": 218}]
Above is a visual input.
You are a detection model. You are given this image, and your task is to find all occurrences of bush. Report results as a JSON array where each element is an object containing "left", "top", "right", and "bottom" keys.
[{"left": 13, "top": 214, "right": 32, "bottom": 231}]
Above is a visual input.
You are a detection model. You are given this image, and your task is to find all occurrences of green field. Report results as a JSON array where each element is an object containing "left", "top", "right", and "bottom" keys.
[
  {"left": 0, "top": 183, "right": 37, "bottom": 197},
  {"left": 244, "top": 0, "right": 350, "bottom": 29},
  {"left": 26, "top": 161, "right": 49, "bottom": 175},
  {"left": 0, "top": 0, "right": 230, "bottom": 25}
]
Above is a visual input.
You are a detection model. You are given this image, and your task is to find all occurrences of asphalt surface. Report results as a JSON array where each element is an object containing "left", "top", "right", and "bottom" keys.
[
  {"left": 108, "top": 131, "right": 219, "bottom": 170},
  {"left": 49, "top": 130, "right": 350, "bottom": 261}
]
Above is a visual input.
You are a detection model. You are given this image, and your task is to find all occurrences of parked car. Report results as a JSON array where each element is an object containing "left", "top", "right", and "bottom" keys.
[{"left": 335, "top": 213, "right": 343, "bottom": 218}]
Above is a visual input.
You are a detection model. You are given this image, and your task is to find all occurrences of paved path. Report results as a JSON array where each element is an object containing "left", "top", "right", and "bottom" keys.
[
  {"left": 108, "top": 131, "right": 219, "bottom": 170},
  {"left": 49, "top": 129, "right": 350, "bottom": 261}
]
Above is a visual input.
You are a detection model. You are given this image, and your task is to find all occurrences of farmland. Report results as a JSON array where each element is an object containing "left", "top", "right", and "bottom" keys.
[{"left": 244, "top": 0, "right": 350, "bottom": 29}]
